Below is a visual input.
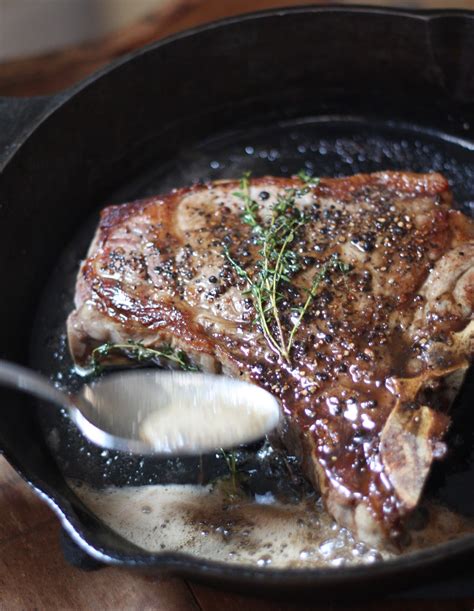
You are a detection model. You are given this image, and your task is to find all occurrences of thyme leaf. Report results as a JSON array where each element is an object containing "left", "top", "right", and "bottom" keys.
[
  {"left": 297, "top": 169, "right": 320, "bottom": 195},
  {"left": 297, "top": 169, "right": 315, "bottom": 184}
]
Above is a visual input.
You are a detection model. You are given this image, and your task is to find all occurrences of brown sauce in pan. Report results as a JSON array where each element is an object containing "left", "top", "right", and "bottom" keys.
[{"left": 70, "top": 479, "right": 474, "bottom": 568}]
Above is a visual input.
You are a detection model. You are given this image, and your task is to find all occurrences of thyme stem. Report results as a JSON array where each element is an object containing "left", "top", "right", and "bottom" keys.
[
  {"left": 270, "top": 230, "right": 298, "bottom": 362},
  {"left": 220, "top": 448, "right": 238, "bottom": 493}
]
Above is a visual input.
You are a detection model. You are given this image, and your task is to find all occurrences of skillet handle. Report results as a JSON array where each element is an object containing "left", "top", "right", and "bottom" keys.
[{"left": 0, "top": 95, "right": 57, "bottom": 171}]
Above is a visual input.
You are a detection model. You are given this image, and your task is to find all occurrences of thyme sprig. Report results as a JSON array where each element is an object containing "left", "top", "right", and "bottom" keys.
[
  {"left": 89, "top": 341, "right": 198, "bottom": 375},
  {"left": 228, "top": 175, "right": 306, "bottom": 362},
  {"left": 226, "top": 172, "right": 348, "bottom": 364},
  {"left": 297, "top": 169, "right": 318, "bottom": 186},
  {"left": 220, "top": 448, "right": 238, "bottom": 495},
  {"left": 234, "top": 171, "right": 262, "bottom": 232},
  {"left": 286, "top": 253, "right": 351, "bottom": 354}
]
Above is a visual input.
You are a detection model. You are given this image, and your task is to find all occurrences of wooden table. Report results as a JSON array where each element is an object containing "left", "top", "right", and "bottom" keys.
[
  {"left": 0, "top": 0, "right": 330, "bottom": 96},
  {"left": 0, "top": 1, "right": 473, "bottom": 608}
]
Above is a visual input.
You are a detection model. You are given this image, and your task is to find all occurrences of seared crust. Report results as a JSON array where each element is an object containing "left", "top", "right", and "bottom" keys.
[{"left": 68, "top": 171, "right": 474, "bottom": 546}]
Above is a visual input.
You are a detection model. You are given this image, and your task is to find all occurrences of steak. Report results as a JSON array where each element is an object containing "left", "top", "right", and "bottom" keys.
[{"left": 68, "top": 172, "right": 474, "bottom": 547}]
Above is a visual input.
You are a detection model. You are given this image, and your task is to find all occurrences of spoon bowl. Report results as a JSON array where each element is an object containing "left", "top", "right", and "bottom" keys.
[{"left": 0, "top": 360, "right": 281, "bottom": 455}]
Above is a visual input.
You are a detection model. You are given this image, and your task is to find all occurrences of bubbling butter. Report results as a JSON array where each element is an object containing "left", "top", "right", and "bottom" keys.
[{"left": 70, "top": 480, "right": 474, "bottom": 569}]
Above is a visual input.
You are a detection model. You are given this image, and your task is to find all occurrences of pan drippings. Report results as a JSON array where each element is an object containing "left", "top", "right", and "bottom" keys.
[{"left": 69, "top": 480, "right": 474, "bottom": 568}]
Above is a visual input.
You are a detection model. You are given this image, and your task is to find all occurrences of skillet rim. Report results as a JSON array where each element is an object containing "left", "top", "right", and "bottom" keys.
[{"left": 1, "top": 3, "right": 474, "bottom": 590}]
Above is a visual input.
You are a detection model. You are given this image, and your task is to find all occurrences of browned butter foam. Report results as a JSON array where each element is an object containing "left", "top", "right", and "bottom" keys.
[{"left": 69, "top": 481, "right": 474, "bottom": 568}]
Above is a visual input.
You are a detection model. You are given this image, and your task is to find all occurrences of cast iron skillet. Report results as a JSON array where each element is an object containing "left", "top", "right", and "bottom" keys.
[{"left": 0, "top": 5, "right": 474, "bottom": 595}]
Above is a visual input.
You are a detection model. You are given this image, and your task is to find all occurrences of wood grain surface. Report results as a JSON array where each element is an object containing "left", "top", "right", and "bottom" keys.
[
  {"left": 0, "top": 0, "right": 326, "bottom": 96},
  {"left": 0, "top": 0, "right": 473, "bottom": 608}
]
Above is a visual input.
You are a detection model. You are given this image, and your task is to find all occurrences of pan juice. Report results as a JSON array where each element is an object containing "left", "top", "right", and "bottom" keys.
[
  {"left": 70, "top": 478, "right": 474, "bottom": 568},
  {"left": 70, "top": 479, "right": 384, "bottom": 567}
]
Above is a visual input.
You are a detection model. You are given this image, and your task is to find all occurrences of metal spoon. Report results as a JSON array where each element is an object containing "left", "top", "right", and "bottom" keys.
[{"left": 0, "top": 360, "right": 281, "bottom": 455}]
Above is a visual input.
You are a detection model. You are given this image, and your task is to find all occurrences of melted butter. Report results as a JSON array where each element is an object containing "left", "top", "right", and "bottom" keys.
[
  {"left": 69, "top": 480, "right": 474, "bottom": 568},
  {"left": 139, "top": 399, "right": 273, "bottom": 453}
]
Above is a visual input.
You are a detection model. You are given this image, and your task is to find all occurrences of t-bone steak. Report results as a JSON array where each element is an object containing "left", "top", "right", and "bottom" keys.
[{"left": 68, "top": 172, "right": 474, "bottom": 546}]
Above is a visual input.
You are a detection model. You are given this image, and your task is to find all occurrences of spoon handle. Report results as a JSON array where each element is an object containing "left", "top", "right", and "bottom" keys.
[{"left": 0, "top": 359, "right": 72, "bottom": 409}]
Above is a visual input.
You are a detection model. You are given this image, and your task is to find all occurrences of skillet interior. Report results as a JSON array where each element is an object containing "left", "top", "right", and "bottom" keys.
[{"left": 0, "top": 6, "right": 474, "bottom": 592}]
